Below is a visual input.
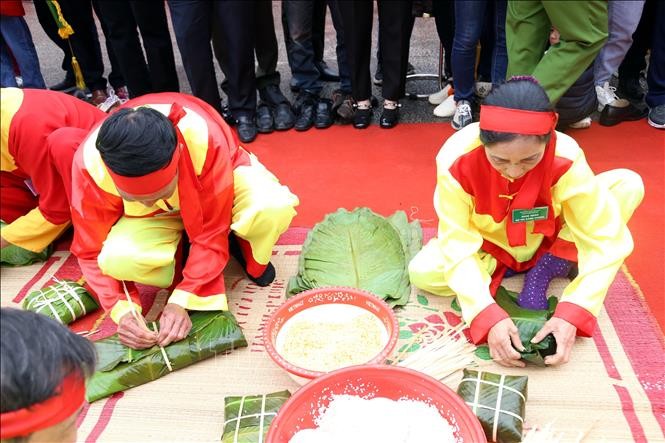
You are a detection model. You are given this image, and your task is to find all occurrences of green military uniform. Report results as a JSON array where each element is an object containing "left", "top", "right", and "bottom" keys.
[{"left": 506, "top": 0, "right": 608, "bottom": 103}]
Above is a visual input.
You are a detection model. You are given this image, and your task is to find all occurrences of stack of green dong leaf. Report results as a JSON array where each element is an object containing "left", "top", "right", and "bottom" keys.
[
  {"left": 86, "top": 311, "right": 247, "bottom": 402},
  {"left": 287, "top": 208, "right": 422, "bottom": 308},
  {"left": 0, "top": 221, "right": 53, "bottom": 266},
  {"left": 22, "top": 280, "right": 98, "bottom": 325},
  {"left": 221, "top": 391, "right": 291, "bottom": 442},
  {"left": 495, "top": 287, "right": 558, "bottom": 366}
]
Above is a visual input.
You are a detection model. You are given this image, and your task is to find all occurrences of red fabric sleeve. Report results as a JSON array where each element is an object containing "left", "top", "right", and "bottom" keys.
[
  {"left": 469, "top": 303, "right": 510, "bottom": 344},
  {"left": 553, "top": 301, "right": 597, "bottom": 337},
  {"left": 69, "top": 150, "right": 130, "bottom": 312}
]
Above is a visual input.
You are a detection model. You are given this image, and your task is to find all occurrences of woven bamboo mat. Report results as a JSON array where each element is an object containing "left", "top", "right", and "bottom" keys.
[{"left": 1, "top": 244, "right": 663, "bottom": 442}]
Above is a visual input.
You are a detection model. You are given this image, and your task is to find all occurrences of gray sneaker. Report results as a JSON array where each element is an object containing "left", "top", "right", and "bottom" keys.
[
  {"left": 648, "top": 104, "right": 665, "bottom": 129},
  {"left": 452, "top": 100, "right": 473, "bottom": 130}
]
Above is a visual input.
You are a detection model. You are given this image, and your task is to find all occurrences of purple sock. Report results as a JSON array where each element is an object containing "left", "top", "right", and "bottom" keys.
[{"left": 518, "top": 253, "right": 574, "bottom": 310}]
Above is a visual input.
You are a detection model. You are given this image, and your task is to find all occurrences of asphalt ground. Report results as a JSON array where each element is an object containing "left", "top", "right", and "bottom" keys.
[{"left": 23, "top": 2, "right": 446, "bottom": 124}]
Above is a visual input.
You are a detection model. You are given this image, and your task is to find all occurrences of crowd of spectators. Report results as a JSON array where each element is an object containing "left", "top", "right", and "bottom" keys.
[{"left": 1, "top": 0, "right": 663, "bottom": 144}]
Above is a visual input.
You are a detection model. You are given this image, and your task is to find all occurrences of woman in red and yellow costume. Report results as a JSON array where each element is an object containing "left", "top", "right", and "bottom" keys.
[
  {"left": 409, "top": 78, "right": 643, "bottom": 367},
  {"left": 70, "top": 93, "right": 298, "bottom": 350},
  {"left": 0, "top": 88, "right": 105, "bottom": 259}
]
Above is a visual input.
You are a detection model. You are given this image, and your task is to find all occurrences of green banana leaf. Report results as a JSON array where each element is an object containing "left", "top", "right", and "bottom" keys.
[
  {"left": 495, "top": 287, "right": 558, "bottom": 366},
  {"left": 1, "top": 221, "right": 53, "bottom": 266},
  {"left": 22, "top": 280, "right": 98, "bottom": 324},
  {"left": 86, "top": 311, "right": 247, "bottom": 402},
  {"left": 457, "top": 369, "right": 528, "bottom": 443},
  {"left": 221, "top": 391, "right": 291, "bottom": 442},
  {"left": 287, "top": 208, "right": 422, "bottom": 308}
]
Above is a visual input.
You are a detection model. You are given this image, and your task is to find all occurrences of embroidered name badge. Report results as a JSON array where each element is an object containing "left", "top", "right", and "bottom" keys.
[{"left": 512, "top": 206, "right": 548, "bottom": 223}]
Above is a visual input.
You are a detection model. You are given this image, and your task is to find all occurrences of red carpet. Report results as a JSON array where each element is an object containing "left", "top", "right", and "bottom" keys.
[{"left": 250, "top": 120, "right": 665, "bottom": 332}]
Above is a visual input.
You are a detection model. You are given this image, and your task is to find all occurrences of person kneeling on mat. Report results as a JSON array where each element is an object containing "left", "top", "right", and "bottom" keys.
[
  {"left": 70, "top": 93, "right": 299, "bottom": 350},
  {"left": 409, "top": 77, "right": 643, "bottom": 367},
  {"left": 0, "top": 88, "right": 105, "bottom": 264},
  {"left": 0, "top": 308, "right": 96, "bottom": 443}
]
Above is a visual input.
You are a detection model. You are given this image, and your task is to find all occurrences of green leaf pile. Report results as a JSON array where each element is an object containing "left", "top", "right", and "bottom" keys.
[
  {"left": 86, "top": 311, "right": 247, "bottom": 402},
  {"left": 495, "top": 287, "right": 558, "bottom": 366},
  {"left": 287, "top": 208, "right": 422, "bottom": 307}
]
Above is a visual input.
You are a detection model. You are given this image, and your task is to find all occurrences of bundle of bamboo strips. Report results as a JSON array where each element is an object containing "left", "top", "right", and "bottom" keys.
[{"left": 391, "top": 322, "right": 476, "bottom": 382}]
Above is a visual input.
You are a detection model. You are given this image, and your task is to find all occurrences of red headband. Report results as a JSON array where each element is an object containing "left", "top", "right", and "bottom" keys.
[
  {"left": 0, "top": 374, "right": 86, "bottom": 439},
  {"left": 480, "top": 105, "right": 558, "bottom": 135},
  {"left": 108, "top": 144, "right": 181, "bottom": 197}
]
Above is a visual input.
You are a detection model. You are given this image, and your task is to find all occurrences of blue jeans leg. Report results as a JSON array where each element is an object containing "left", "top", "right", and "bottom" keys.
[
  {"left": 0, "top": 16, "right": 45, "bottom": 88},
  {"left": 452, "top": 0, "right": 488, "bottom": 102},
  {"left": 492, "top": 0, "right": 508, "bottom": 84}
]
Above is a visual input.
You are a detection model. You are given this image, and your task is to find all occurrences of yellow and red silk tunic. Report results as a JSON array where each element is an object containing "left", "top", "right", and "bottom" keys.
[
  {"left": 0, "top": 88, "right": 105, "bottom": 251},
  {"left": 70, "top": 93, "right": 251, "bottom": 321},
  {"left": 430, "top": 123, "right": 635, "bottom": 342}
]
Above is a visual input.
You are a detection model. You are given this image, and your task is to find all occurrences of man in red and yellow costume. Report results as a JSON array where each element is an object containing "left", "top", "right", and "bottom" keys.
[
  {"left": 409, "top": 78, "right": 643, "bottom": 366},
  {"left": 0, "top": 88, "right": 105, "bottom": 261},
  {"left": 70, "top": 93, "right": 298, "bottom": 349}
]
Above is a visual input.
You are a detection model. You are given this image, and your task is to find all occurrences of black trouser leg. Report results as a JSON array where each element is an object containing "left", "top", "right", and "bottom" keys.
[
  {"left": 96, "top": 0, "right": 152, "bottom": 96},
  {"left": 168, "top": 0, "right": 222, "bottom": 114},
  {"left": 212, "top": 0, "right": 256, "bottom": 118},
  {"left": 130, "top": 0, "right": 180, "bottom": 93},
  {"left": 377, "top": 0, "right": 412, "bottom": 100},
  {"left": 339, "top": 0, "right": 374, "bottom": 101}
]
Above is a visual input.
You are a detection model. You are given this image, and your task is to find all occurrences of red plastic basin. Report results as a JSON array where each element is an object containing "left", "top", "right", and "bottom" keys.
[
  {"left": 266, "top": 364, "right": 487, "bottom": 442},
  {"left": 263, "top": 287, "right": 399, "bottom": 385}
]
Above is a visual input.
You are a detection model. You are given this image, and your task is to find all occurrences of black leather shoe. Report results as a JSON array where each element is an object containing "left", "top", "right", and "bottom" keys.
[
  {"left": 353, "top": 107, "right": 372, "bottom": 129},
  {"left": 380, "top": 106, "right": 400, "bottom": 129},
  {"left": 256, "top": 104, "right": 274, "bottom": 134},
  {"left": 599, "top": 102, "right": 648, "bottom": 127},
  {"left": 221, "top": 104, "right": 236, "bottom": 126},
  {"left": 294, "top": 92, "right": 317, "bottom": 131},
  {"left": 315, "top": 99, "right": 334, "bottom": 129},
  {"left": 236, "top": 115, "right": 257, "bottom": 143},
  {"left": 273, "top": 103, "right": 295, "bottom": 130},
  {"left": 49, "top": 77, "right": 75, "bottom": 91},
  {"left": 315, "top": 60, "right": 339, "bottom": 82}
]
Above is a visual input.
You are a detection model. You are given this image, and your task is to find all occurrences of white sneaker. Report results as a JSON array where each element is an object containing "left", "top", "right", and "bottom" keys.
[
  {"left": 595, "top": 82, "right": 620, "bottom": 112},
  {"left": 433, "top": 94, "right": 456, "bottom": 118},
  {"left": 475, "top": 81, "right": 492, "bottom": 98},
  {"left": 428, "top": 84, "right": 453, "bottom": 105},
  {"left": 451, "top": 100, "right": 473, "bottom": 130},
  {"left": 569, "top": 116, "right": 592, "bottom": 129}
]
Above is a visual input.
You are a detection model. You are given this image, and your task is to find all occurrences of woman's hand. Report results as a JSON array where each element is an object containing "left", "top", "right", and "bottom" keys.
[
  {"left": 157, "top": 303, "right": 192, "bottom": 347},
  {"left": 532, "top": 317, "right": 577, "bottom": 365},
  {"left": 488, "top": 318, "right": 526, "bottom": 368}
]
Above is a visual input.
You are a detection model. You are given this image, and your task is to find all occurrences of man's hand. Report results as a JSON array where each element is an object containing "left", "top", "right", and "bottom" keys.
[
  {"left": 118, "top": 313, "right": 158, "bottom": 349},
  {"left": 488, "top": 318, "right": 526, "bottom": 368},
  {"left": 157, "top": 303, "right": 192, "bottom": 347},
  {"left": 532, "top": 317, "right": 577, "bottom": 366}
]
